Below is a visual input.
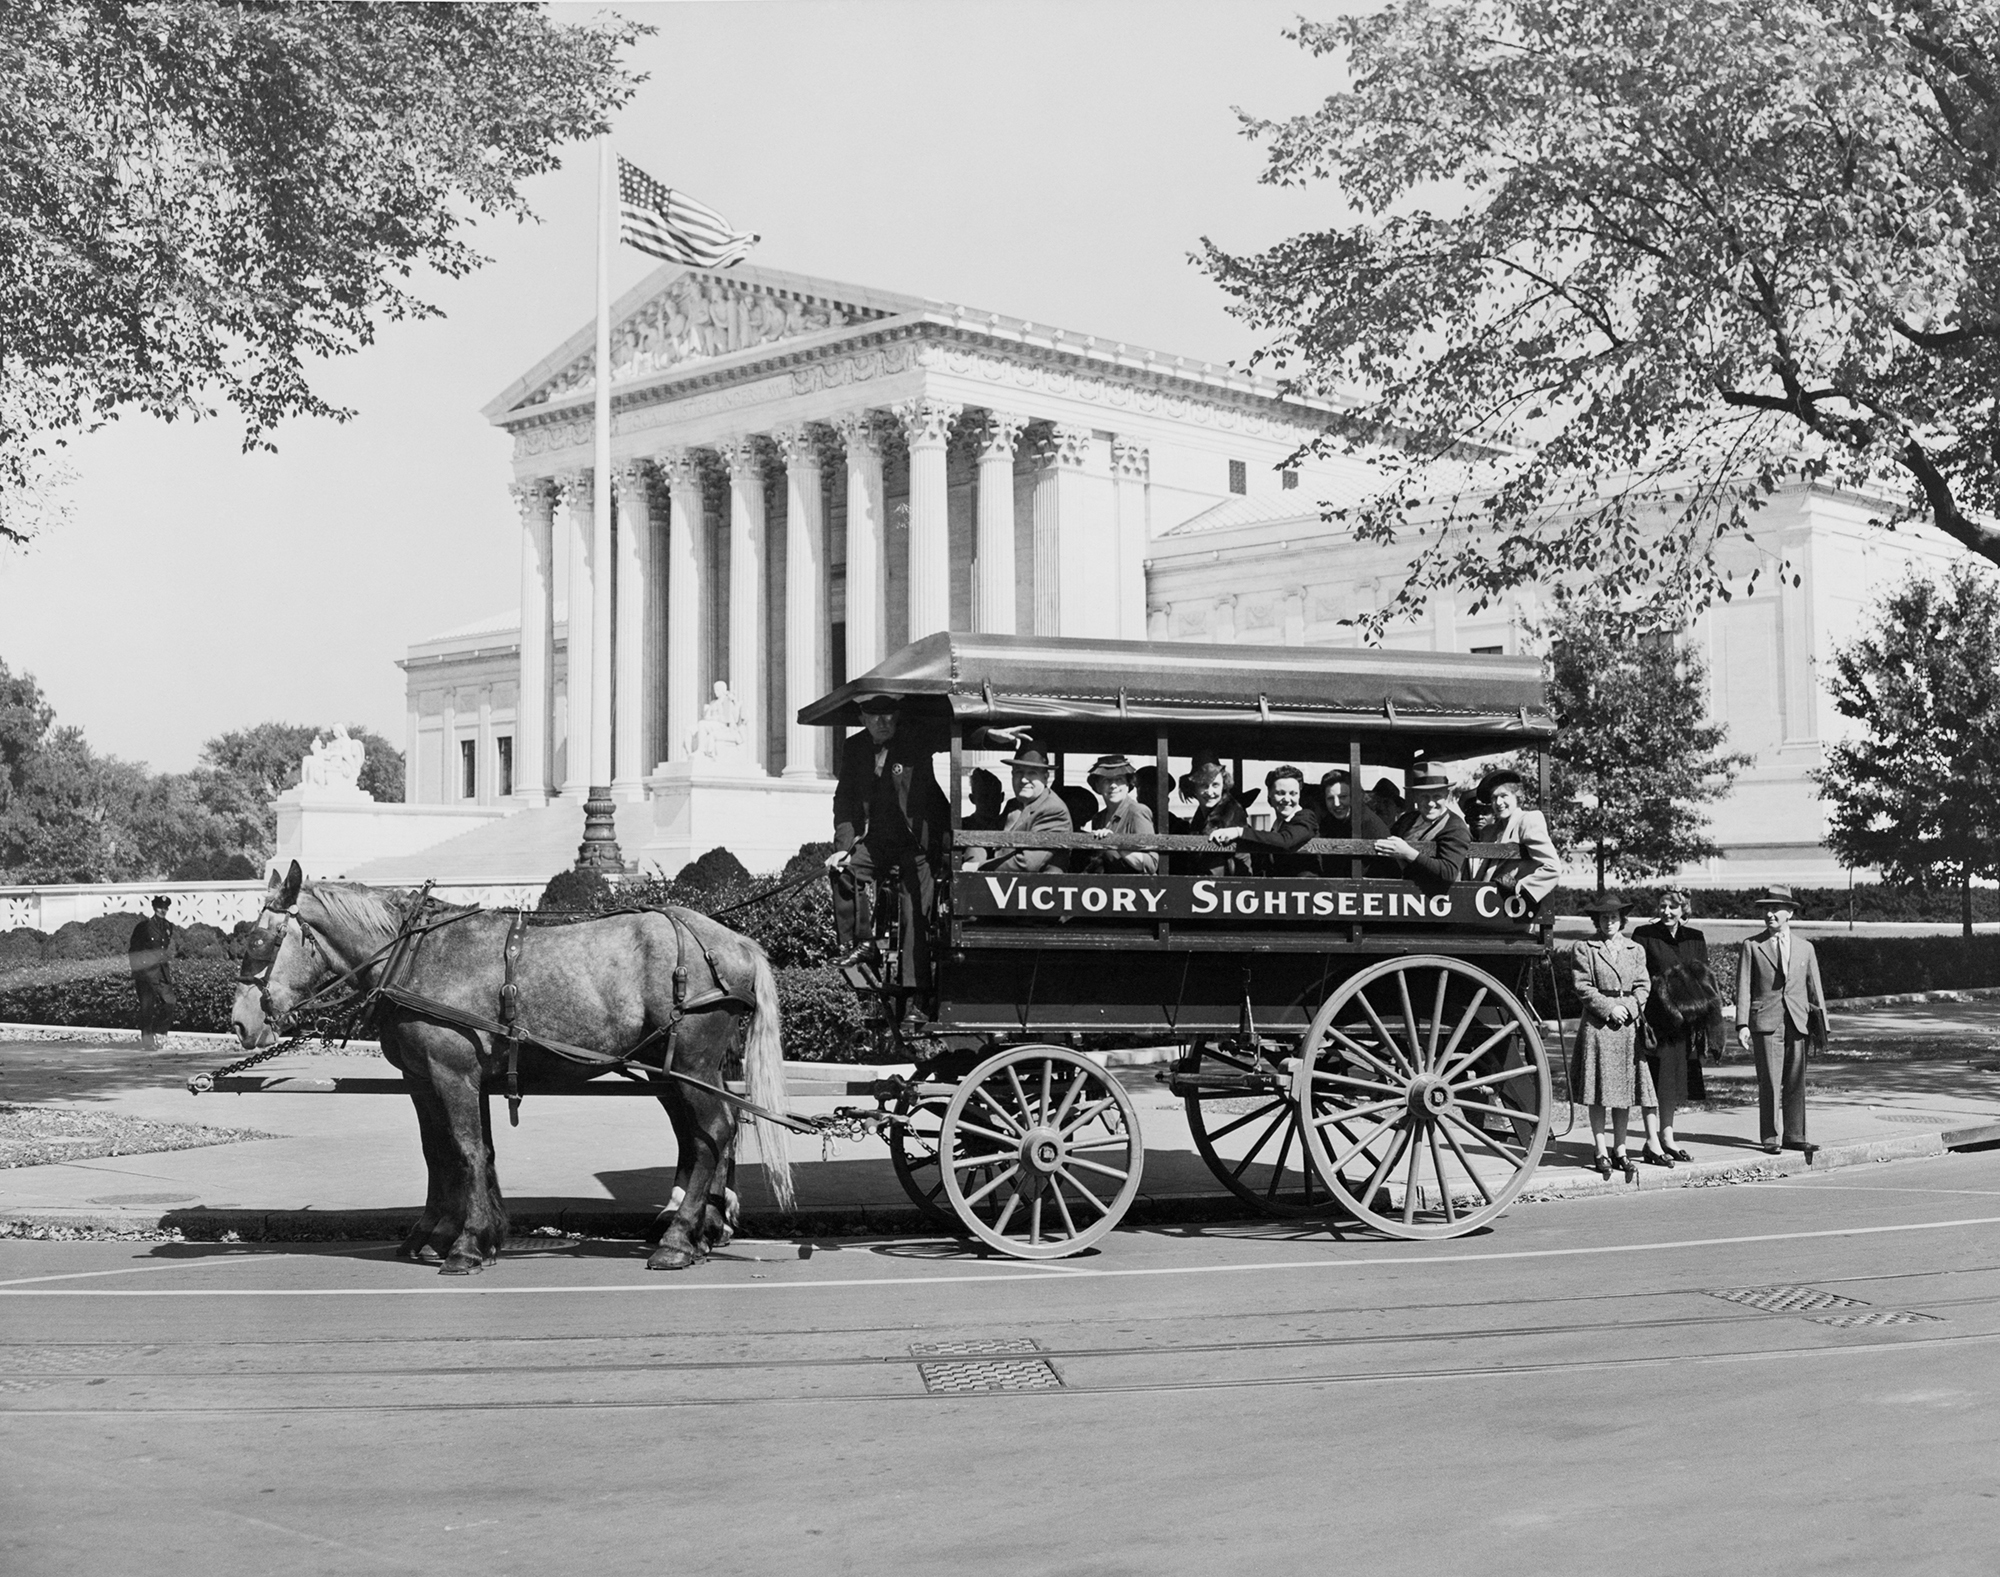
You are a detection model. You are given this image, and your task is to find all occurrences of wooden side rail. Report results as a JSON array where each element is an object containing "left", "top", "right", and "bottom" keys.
[{"left": 949, "top": 830, "right": 1520, "bottom": 859}]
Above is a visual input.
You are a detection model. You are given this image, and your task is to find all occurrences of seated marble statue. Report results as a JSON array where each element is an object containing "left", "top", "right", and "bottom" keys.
[{"left": 687, "top": 681, "right": 748, "bottom": 760}]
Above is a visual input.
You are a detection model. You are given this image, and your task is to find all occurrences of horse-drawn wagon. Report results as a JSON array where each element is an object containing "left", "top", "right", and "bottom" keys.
[
  {"left": 800, "top": 632, "right": 1562, "bottom": 1257},
  {"left": 196, "top": 633, "right": 1564, "bottom": 1268}
]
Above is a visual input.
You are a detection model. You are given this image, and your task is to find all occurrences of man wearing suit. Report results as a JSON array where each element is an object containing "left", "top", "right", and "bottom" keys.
[
  {"left": 1735, "top": 885, "right": 1827, "bottom": 1158},
  {"left": 127, "top": 896, "right": 178, "bottom": 1051},
  {"left": 1315, "top": 769, "right": 1390, "bottom": 875},
  {"left": 965, "top": 747, "right": 1072, "bottom": 872},
  {"left": 1375, "top": 768, "right": 1471, "bottom": 894},
  {"left": 825, "top": 694, "right": 949, "bottom": 984}
]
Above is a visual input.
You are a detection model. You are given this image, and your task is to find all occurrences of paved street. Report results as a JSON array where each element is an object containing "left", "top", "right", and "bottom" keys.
[{"left": 5, "top": 1148, "right": 1998, "bottom": 1576}]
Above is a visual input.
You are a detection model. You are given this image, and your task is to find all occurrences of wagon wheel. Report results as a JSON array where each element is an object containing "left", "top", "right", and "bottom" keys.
[
  {"left": 1294, "top": 954, "right": 1550, "bottom": 1240},
  {"left": 937, "top": 1044, "right": 1145, "bottom": 1259},
  {"left": 1182, "top": 1044, "right": 1335, "bottom": 1218},
  {"left": 888, "top": 1085, "right": 1006, "bottom": 1230}
]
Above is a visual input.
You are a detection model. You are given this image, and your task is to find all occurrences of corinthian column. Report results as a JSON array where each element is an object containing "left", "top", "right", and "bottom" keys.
[
  {"left": 719, "top": 437, "right": 768, "bottom": 772},
  {"left": 1112, "top": 437, "right": 1150, "bottom": 640},
  {"left": 659, "top": 449, "right": 706, "bottom": 765},
  {"left": 973, "top": 412, "right": 1026, "bottom": 634},
  {"left": 835, "top": 412, "right": 886, "bottom": 679},
  {"left": 611, "top": 463, "right": 652, "bottom": 800},
  {"left": 557, "top": 470, "right": 594, "bottom": 794},
  {"left": 895, "top": 398, "right": 960, "bottom": 642},
  {"left": 774, "top": 427, "right": 828, "bottom": 778},
  {"left": 509, "top": 477, "right": 556, "bottom": 805}
]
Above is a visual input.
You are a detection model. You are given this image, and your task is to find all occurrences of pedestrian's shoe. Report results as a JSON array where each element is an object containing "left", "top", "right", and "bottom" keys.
[
  {"left": 836, "top": 942, "right": 883, "bottom": 970},
  {"left": 1666, "top": 1145, "right": 1693, "bottom": 1163},
  {"left": 1612, "top": 1147, "right": 1635, "bottom": 1179},
  {"left": 1640, "top": 1145, "right": 1674, "bottom": 1168},
  {"left": 1784, "top": 1139, "right": 1819, "bottom": 1163},
  {"left": 1760, "top": 1142, "right": 1781, "bottom": 1155},
  {"left": 1591, "top": 1150, "right": 1613, "bottom": 1180}
]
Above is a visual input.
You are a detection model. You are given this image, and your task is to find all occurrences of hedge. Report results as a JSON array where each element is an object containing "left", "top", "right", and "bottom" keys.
[
  {"left": 2, "top": 918, "right": 242, "bottom": 967},
  {"left": 1548, "top": 884, "right": 2000, "bottom": 923},
  {"left": 0, "top": 957, "right": 243, "bottom": 1034}
]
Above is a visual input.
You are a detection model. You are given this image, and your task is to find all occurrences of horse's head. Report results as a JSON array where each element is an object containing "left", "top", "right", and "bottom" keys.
[{"left": 232, "top": 861, "right": 323, "bottom": 1048}]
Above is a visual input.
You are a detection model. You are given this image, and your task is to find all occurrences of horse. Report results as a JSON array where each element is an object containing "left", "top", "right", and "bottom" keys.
[{"left": 230, "top": 862, "right": 794, "bottom": 1274}]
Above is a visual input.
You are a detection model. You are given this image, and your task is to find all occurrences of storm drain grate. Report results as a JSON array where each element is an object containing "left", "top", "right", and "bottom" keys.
[
  {"left": 912, "top": 1337, "right": 1063, "bottom": 1394},
  {"left": 1872, "top": 1111, "right": 1960, "bottom": 1126},
  {"left": 1809, "top": 1310, "right": 1942, "bottom": 1328},
  {"left": 1707, "top": 1286, "right": 1871, "bottom": 1313}
]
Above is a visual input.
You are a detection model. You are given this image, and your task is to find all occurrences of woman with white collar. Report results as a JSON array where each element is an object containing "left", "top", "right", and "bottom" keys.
[{"left": 1566, "top": 892, "right": 1654, "bottom": 1179}]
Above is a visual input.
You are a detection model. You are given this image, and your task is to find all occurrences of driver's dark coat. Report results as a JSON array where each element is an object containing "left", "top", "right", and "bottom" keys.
[
  {"left": 831, "top": 730, "right": 948, "bottom": 860},
  {"left": 127, "top": 915, "right": 175, "bottom": 979}
]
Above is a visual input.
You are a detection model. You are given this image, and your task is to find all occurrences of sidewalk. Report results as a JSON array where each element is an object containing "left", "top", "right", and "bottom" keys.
[{"left": 5, "top": 1013, "right": 1999, "bottom": 1241}]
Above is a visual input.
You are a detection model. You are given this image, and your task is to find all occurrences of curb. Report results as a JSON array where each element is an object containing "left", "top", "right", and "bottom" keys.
[
  {"left": 1826, "top": 985, "right": 2000, "bottom": 1012},
  {"left": 7, "top": 1130, "right": 1992, "bottom": 1243}
]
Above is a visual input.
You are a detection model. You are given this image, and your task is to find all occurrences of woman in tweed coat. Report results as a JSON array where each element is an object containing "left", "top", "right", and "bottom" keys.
[{"left": 1566, "top": 893, "right": 1655, "bottom": 1179}]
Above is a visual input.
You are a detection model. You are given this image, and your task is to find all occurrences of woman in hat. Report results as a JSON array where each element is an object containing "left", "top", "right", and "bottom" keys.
[
  {"left": 1471, "top": 769, "right": 1565, "bottom": 909},
  {"left": 1082, "top": 755, "right": 1158, "bottom": 873},
  {"left": 1630, "top": 887, "right": 1720, "bottom": 1166},
  {"left": 1566, "top": 893, "right": 1654, "bottom": 1179},
  {"left": 1170, "top": 759, "right": 1250, "bottom": 876},
  {"left": 1208, "top": 765, "right": 1320, "bottom": 875}
]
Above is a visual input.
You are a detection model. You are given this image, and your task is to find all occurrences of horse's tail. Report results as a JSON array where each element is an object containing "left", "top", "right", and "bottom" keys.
[{"left": 743, "top": 947, "right": 795, "bottom": 1216}]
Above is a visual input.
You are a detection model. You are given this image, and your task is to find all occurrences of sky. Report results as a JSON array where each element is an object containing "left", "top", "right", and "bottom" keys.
[{"left": 0, "top": 0, "right": 1355, "bottom": 774}]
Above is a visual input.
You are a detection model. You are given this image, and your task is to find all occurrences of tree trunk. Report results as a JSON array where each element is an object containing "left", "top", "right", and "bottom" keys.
[
  {"left": 1596, "top": 843, "right": 1607, "bottom": 895},
  {"left": 1964, "top": 865, "right": 1974, "bottom": 939}
]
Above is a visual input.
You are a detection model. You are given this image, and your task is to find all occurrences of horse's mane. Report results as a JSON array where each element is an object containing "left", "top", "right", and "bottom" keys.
[{"left": 295, "top": 881, "right": 407, "bottom": 953}]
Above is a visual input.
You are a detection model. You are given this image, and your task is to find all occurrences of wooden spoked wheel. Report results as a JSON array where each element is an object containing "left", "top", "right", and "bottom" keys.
[
  {"left": 937, "top": 1044, "right": 1145, "bottom": 1258},
  {"left": 886, "top": 1088, "right": 957, "bottom": 1228},
  {"left": 1294, "top": 955, "right": 1549, "bottom": 1239},
  {"left": 1181, "top": 1044, "right": 1335, "bottom": 1218}
]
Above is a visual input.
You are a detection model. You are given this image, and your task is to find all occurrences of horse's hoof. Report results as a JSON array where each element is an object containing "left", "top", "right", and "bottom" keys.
[
  {"left": 647, "top": 1246, "right": 701, "bottom": 1272},
  {"left": 408, "top": 1244, "right": 443, "bottom": 1265},
  {"left": 439, "top": 1253, "right": 486, "bottom": 1275}
]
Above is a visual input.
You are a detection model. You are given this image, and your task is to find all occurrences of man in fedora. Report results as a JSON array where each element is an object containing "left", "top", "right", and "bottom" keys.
[
  {"left": 1735, "top": 885, "right": 1827, "bottom": 1158},
  {"left": 966, "top": 746, "right": 1072, "bottom": 873},
  {"left": 1374, "top": 768, "right": 1471, "bottom": 894},
  {"left": 127, "top": 895, "right": 178, "bottom": 1051},
  {"left": 1082, "top": 754, "right": 1157, "bottom": 873},
  {"left": 826, "top": 693, "right": 949, "bottom": 979}
]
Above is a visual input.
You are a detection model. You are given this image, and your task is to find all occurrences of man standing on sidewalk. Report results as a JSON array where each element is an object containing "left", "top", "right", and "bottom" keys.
[
  {"left": 127, "top": 896, "right": 178, "bottom": 1051},
  {"left": 1736, "top": 886, "right": 1828, "bottom": 1158}
]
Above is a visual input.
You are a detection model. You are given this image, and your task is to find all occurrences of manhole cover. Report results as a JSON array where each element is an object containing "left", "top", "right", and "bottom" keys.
[
  {"left": 912, "top": 1337, "right": 1063, "bottom": 1394},
  {"left": 1707, "top": 1286, "right": 1870, "bottom": 1313},
  {"left": 1810, "top": 1310, "right": 1942, "bottom": 1328},
  {"left": 85, "top": 1193, "right": 199, "bottom": 1205}
]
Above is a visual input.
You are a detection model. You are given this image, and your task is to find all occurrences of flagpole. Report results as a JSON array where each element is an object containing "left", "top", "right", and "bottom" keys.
[{"left": 578, "top": 133, "right": 623, "bottom": 874}]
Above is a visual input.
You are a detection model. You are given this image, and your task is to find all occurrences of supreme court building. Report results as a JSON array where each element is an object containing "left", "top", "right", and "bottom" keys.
[{"left": 364, "top": 262, "right": 1961, "bottom": 889}]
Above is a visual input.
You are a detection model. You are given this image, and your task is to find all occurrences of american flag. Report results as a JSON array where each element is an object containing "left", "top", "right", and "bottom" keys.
[{"left": 617, "top": 156, "right": 759, "bottom": 269}]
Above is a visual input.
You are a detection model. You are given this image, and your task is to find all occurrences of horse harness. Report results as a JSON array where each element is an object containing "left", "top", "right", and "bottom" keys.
[{"left": 234, "top": 892, "right": 810, "bottom": 1133}]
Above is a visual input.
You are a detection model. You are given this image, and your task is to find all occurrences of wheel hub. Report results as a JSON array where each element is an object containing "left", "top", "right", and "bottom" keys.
[
  {"left": 1020, "top": 1125, "right": 1065, "bottom": 1175},
  {"left": 1404, "top": 1074, "right": 1454, "bottom": 1120}
]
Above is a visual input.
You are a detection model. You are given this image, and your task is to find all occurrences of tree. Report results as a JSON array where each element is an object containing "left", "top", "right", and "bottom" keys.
[
  {"left": 1815, "top": 561, "right": 2000, "bottom": 934},
  {"left": 0, "top": 1, "right": 645, "bottom": 543},
  {"left": 203, "top": 721, "right": 404, "bottom": 807},
  {"left": 1201, "top": 0, "right": 2000, "bottom": 629},
  {"left": 1532, "top": 605, "right": 1750, "bottom": 889}
]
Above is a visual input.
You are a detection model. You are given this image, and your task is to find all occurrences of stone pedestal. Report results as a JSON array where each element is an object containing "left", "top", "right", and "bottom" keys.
[
  {"left": 272, "top": 784, "right": 510, "bottom": 880},
  {"left": 639, "top": 761, "right": 836, "bottom": 879}
]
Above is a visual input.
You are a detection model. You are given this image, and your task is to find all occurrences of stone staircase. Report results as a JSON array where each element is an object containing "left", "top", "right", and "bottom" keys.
[{"left": 340, "top": 800, "right": 663, "bottom": 885}]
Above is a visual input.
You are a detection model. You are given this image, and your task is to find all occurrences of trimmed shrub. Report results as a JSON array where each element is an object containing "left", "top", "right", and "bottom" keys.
[
  {"left": 0, "top": 957, "right": 240, "bottom": 1033},
  {"left": 774, "top": 965, "right": 869, "bottom": 1062},
  {"left": 674, "top": 846, "right": 752, "bottom": 895},
  {"left": 44, "top": 913, "right": 147, "bottom": 961},
  {"left": 0, "top": 929, "right": 47, "bottom": 968},
  {"left": 177, "top": 923, "right": 230, "bottom": 961},
  {"left": 1811, "top": 935, "right": 2000, "bottom": 1000},
  {"left": 538, "top": 867, "right": 613, "bottom": 914}
]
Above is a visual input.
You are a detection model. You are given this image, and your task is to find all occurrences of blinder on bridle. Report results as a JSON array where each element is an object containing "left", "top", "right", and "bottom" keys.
[{"left": 239, "top": 861, "right": 309, "bottom": 1023}]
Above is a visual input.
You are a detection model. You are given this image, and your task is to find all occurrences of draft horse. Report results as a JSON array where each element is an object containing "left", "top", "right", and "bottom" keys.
[{"left": 231, "top": 862, "right": 795, "bottom": 1274}]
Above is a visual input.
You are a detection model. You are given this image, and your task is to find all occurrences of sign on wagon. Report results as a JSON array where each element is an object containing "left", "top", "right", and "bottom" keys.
[{"left": 956, "top": 874, "right": 1537, "bottom": 929}]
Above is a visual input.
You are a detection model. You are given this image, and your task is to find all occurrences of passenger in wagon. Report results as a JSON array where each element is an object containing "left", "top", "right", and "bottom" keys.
[
  {"left": 965, "top": 747, "right": 1073, "bottom": 873},
  {"left": 1316, "top": 768, "right": 1392, "bottom": 875},
  {"left": 826, "top": 693, "right": 950, "bottom": 980},
  {"left": 1470, "top": 769, "right": 1564, "bottom": 908},
  {"left": 962, "top": 767, "right": 1005, "bottom": 833},
  {"left": 1375, "top": 768, "right": 1471, "bottom": 894},
  {"left": 1170, "top": 760, "right": 1250, "bottom": 875},
  {"left": 1207, "top": 765, "right": 1319, "bottom": 875},
  {"left": 1081, "top": 754, "right": 1158, "bottom": 873}
]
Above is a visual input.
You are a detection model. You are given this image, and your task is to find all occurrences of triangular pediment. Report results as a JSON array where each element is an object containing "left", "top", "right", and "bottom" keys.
[{"left": 491, "top": 265, "right": 925, "bottom": 419}]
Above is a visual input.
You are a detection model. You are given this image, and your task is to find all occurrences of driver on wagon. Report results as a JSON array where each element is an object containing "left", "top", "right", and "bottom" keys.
[{"left": 825, "top": 694, "right": 948, "bottom": 983}]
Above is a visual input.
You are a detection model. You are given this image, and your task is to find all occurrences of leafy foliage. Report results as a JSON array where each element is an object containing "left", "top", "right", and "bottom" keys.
[
  {"left": 0, "top": 0, "right": 646, "bottom": 542},
  {"left": 1531, "top": 604, "right": 1749, "bottom": 887},
  {"left": 1201, "top": 0, "right": 2000, "bottom": 628},
  {"left": 1814, "top": 561, "right": 2000, "bottom": 933}
]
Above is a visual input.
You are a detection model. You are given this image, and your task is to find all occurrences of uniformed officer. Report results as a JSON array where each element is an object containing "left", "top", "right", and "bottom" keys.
[{"left": 127, "top": 896, "right": 178, "bottom": 1050}]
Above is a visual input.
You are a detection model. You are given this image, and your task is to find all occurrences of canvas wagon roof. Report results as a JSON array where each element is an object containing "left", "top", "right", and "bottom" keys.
[{"left": 798, "top": 633, "right": 1555, "bottom": 754}]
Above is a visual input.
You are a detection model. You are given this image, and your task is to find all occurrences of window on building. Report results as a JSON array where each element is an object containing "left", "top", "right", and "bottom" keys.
[
  {"left": 460, "top": 739, "right": 476, "bottom": 800},
  {"left": 829, "top": 623, "right": 847, "bottom": 690},
  {"left": 1470, "top": 645, "right": 1504, "bottom": 656},
  {"left": 497, "top": 736, "right": 513, "bottom": 799},
  {"left": 1228, "top": 459, "right": 1247, "bottom": 495},
  {"left": 1281, "top": 468, "right": 1299, "bottom": 490}
]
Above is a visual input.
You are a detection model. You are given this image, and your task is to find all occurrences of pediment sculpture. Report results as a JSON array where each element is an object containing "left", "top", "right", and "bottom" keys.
[{"left": 525, "top": 278, "right": 877, "bottom": 406}]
